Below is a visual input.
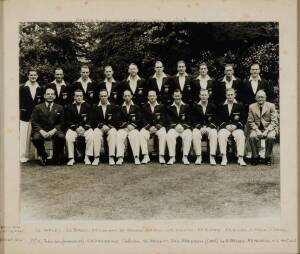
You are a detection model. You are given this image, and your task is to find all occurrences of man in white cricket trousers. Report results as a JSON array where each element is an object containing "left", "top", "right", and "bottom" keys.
[
  {"left": 140, "top": 90, "right": 167, "bottom": 164},
  {"left": 65, "top": 89, "right": 94, "bottom": 166},
  {"left": 116, "top": 90, "right": 143, "bottom": 165},
  {"left": 166, "top": 89, "right": 192, "bottom": 165},
  {"left": 91, "top": 89, "right": 119, "bottom": 166}
]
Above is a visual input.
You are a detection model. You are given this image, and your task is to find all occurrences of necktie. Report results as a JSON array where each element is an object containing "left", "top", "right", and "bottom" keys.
[
  {"left": 259, "top": 105, "right": 264, "bottom": 130},
  {"left": 47, "top": 103, "right": 51, "bottom": 112}
]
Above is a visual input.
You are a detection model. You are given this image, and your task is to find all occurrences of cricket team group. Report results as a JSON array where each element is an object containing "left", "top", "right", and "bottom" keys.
[{"left": 19, "top": 61, "right": 279, "bottom": 167}]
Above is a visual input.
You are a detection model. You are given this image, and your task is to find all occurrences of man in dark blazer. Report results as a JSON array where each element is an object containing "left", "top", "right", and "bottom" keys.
[
  {"left": 91, "top": 89, "right": 121, "bottom": 166},
  {"left": 65, "top": 89, "right": 94, "bottom": 166},
  {"left": 140, "top": 90, "right": 167, "bottom": 164},
  {"left": 146, "top": 61, "right": 173, "bottom": 106},
  {"left": 121, "top": 63, "right": 147, "bottom": 106},
  {"left": 217, "top": 88, "right": 247, "bottom": 166},
  {"left": 116, "top": 90, "right": 143, "bottom": 165},
  {"left": 192, "top": 89, "right": 218, "bottom": 165},
  {"left": 248, "top": 90, "right": 278, "bottom": 165},
  {"left": 192, "top": 62, "right": 217, "bottom": 104},
  {"left": 166, "top": 89, "right": 192, "bottom": 165},
  {"left": 19, "top": 68, "right": 44, "bottom": 163},
  {"left": 72, "top": 65, "right": 98, "bottom": 105},
  {"left": 31, "top": 87, "right": 65, "bottom": 166},
  {"left": 214, "top": 64, "right": 243, "bottom": 105},
  {"left": 97, "top": 65, "right": 122, "bottom": 105}
]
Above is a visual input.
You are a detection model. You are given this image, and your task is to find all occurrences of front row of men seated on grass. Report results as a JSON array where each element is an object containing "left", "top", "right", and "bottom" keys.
[{"left": 23, "top": 86, "right": 278, "bottom": 167}]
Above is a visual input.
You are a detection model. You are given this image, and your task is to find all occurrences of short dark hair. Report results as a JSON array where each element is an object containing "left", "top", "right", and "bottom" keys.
[
  {"left": 224, "top": 63, "right": 234, "bottom": 69},
  {"left": 99, "top": 89, "right": 108, "bottom": 95},
  {"left": 199, "top": 62, "right": 208, "bottom": 68},
  {"left": 173, "top": 89, "right": 182, "bottom": 95},
  {"left": 54, "top": 67, "right": 64, "bottom": 72},
  {"left": 27, "top": 68, "right": 38, "bottom": 75},
  {"left": 177, "top": 60, "right": 186, "bottom": 66},
  {"left": 81, "top": 65, "right": 90, "bottom": 70},
  {"left": 44, "top": 87, "right": 55, "bottom": 94},
  {"left": 123, "top": 89, "right": 132, "bottom": 95}
]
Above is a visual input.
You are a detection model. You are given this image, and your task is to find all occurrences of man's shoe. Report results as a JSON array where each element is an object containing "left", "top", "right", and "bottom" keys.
[
  {"left": 109, "top": 157, "right": 115, "bottom": 165},
  {"left": 141, "top": 155, "right": 150, "bottom": 164},
  {"left": 92, "top": 158, "right": 99, "bottom": 166},
  {"left": 67, "top": 158, "right": 75, "bottom": 166},
  {"left": 84, "top": 156, "right": 91, "bottom": 165},
  {"left": 251, "top": 158, "right": 259, "bottom": 165},
  {"left": 265, "top": 157, "right": 272, "bottom": 166},
  {"left": 116, "top": 158, "right": 123, "bottom": 165},
  {"left": 210, "top": 155, "right": 217, "bottom": 165},
  {"left": 167, "top": 157, "right": 175, "bottom": 165},
  {"left": 195, "top": 156, "right": 202, "bottom": 165},
  {"left": 134, "top": 157, "right": 141, "bottom": 165},
  {"left": 221, "top": 157, "right": 228, "bottom": 166},
  {"left": 159, "top": 156, "right": 166, "bottom": 164},
  {"left": 238, "top": 157, "right": 247, "bottom": 166},
  {"left": 39, "top": 157, "right": 47, "bottom": 166},
  {"left": 182, "top": 156, "right": 190, "bottom": 165}
]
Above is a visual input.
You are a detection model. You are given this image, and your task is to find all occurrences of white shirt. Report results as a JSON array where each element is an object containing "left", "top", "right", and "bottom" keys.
[
  {"left": 172, "top": 101, "right": 184, "bottom": 115},
  {"left": 77, "top": 77, "right": 92, "bottom": 93},
  {"left": 51, "top": 79, "right": 66, "bottom": 97},
  {"left": 224, "top": 99, "right": 237, "bottom": 115},
  {"left": 123, "top": 101, "right": 134, "bottom": 114},
  {"left": 98, "top": 101, "right": 110, "bottom": 117},
  {"left": 148, "top": 101, "right": 159, "bottom": 113},
  {"left": 222, "top": 75, "right": 237, "bottom": 89},
  {"left": 45, "top": 101, "right": 53, "bottom": 111},
  {"left": 249, "top": 75, "right": 261, "bottom": 94},
  {"left": 176, "top": 73, "right": 188, "bottom": 91},
  {"left": 127, "top": 75, "right": 141, "bottom": 94},
  {"left": 153, "top": 73, "right": 167, "bottom": 91},
  {"left": 199, "top": 101, "right": 208, "bottom": 115},
  {"left": 196, "top": 75, "right": 212, "bottom": 90},
  {"left": 25, "top": 81, "right": 40, "bottom": 100},
  {"left": 104, "top": 78, "right": 116, "bottom": 96}
]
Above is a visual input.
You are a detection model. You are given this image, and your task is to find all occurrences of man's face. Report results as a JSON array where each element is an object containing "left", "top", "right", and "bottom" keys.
[
  {"left": 199, "top": 65, "right": 208, "bottom": 76},
  {"left": 250, "top": 64, "right": 260, "bottom": 78},
  {"left": 74, "top": 91, "right": 84, "bottom": 104},
  {"left": 177, "top": 63, "right": 186, "bottom": 74},
  {"left": 256, "top": 93, "right": 266, "bottom": 105},
  {"left": 173, "top": 92, "right": 182, "bottom": 104},
  {"left": 28, "top": 71, "right": 38, "bottom": 83},
  {"left": 154, "top": 62, "right": 164, "bottom": 75},
  {"left": 99, "top": 91, "right": 108, "bottom": 104},
  {"left": 148, "top": 91, "right": 157, "bottom": 103},
  {"left": 199, "top": 91, "right": 209, "bottom": 102},
  {"left": 80, "top": 67, "right": 90, "bottom": 80},
  {"left": 104, "top": 67, "right": 113, "bottom": 79},
  {"left": 226, "top": 90, "right": 236, "bottom": 103},
  {"left": 224, "top": 66, "right": 234, "bottom": 79},
  {"left": 128, "top": 65, "right": 138, "bottom": 77},
  {"left": 123, "top": 91, "right": 132, "bottom": 103},
  {"left": 54, "top": 69, "right": 64, "bottom": 82},
  {"left": 44, "top": 89, "right": 56, "bottom": 103}
]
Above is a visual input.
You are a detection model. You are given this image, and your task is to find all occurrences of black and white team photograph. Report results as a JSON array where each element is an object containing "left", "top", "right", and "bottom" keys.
[{"left": 19, "top": 22, "right": 280, "bottom": 220}]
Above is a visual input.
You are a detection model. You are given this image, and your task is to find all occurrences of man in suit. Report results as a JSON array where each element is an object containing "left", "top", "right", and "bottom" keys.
[
  {"left": 72, "top": 65, "right": 98, "bottom": 105},
  {"left": 140, "top": 90, "right": 167, "bottom": 164},
  {"left": 116, "top": 90, "right": 143, "bottom": 165},
  {"left": 65, "top": 89, "right": 94, "bottom": 166},
  {"left": 192, "top": 62, "right": 216, "bottom": 104},
  {"left": 248, "top": 90, "right": 278, "bottom": 165},
  {"left": 171, "top": 60, "right": 194, "bottom": 105},
  {"left": 217, "top": 88, "right": 247, "bottom": 166},
  {"left": 46, "top": 67, "right": 72, "bottom": 106},
  {"left": 166, "top": 89, "right": 192, "bottom": 165},
  {"left": 192, "top": 89, "right": 218, "bottom": 165},
  {"left": 31, "top": 87, "right": 65, "bottom": 166},
  {"left": 146, "top": 61, "right": 172, "bottom": 106},
  {"left": 241, "top": 63, "right": 274, "bottom": 108},
  {"left": 91, "top": 89, "right": 120, "bottom": 166},
  {"left": 19, "top": 68, "right": 44, "bottom": 163},
  {"left": 121, "top": 63, "right": 147, "bottom": 106},
  {"left": 214, "top": 64, "right": 243, "bottom": 105},
  {"left": 98, "top": 65, "right": 122, "bottom": 105}
]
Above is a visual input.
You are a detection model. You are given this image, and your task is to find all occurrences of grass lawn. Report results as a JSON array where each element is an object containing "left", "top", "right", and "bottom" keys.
[{"left": 21, "top": 145, "right": 280, "bottom": 221}]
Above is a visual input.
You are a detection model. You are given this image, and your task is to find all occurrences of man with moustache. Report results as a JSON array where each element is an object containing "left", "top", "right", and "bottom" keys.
[
  {"left": 140, "top": 90, "right": 167, "bottom": 164},
  {"left": 31, "top": 87, "right": 65, "bottom": 166},
  {"left": 65, "top": 89, "right": 94, "bottom": 166},
  {"left": 192, "top": 89, "right": 218, "bottom": 165},
  {"left": 19, "top": 68, "right": 44, "bottom": 163}
]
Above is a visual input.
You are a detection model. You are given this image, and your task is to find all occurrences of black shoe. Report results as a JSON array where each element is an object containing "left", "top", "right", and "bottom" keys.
[
  {"left": 265, "top": 157, "right": 272, "bottom": 166},
  {"left": 39, "top": 157, "right": 47, "bottom": 166},
  {"left": 251, "top": 158, "right": 259, "bottom": 165}
]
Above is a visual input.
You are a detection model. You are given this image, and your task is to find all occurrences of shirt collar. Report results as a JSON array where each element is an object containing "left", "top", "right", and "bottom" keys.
[
  {"left": 224, "top": 99, "right": 237, "bottom": 105},
  {"left": 77, "top": 77, "right": 92, "bottom": 83},
  {"left": 249, "top": 75, "right": 261, "bottom": 81},
  {"left": 127, "top": 75, "right": 141, "bottom": 81},
  {"left": 196, "top": 75, "right": 212, "bottom": 80},
  {"left": 104, "top": 78, "right": 116, "bottom": 83},
  {"left": 222, "top": 75, "right": 236, "bottom": 82},
  {"left": 176, "top": 72, "right": 188, "bottom": 77},
  {"left": 198, "top": 101, "right": 208, "bottom": 106},
  {"left": 25, "top": 81, "right": 40, "bottom": 87},
  {"left": 98, "top": 101, "right": 111, "bottom": 106},
  {"left": 73, "top": 100, "right": 85, "bottom": 105},
  {"left": 153, "top": 73, "right": 167, "bottom": 79},
  {"left": 171, "top": 101, "right": 185, "bottom": 106},
  {"left": 148, "top": 101, "right": 159, "bottom": 107},
  {"left": 122, "top": 101, "right": 134, "bottom": 107},
  {"left": 51, "top": 79, "right": 66, "bottom": 86}
]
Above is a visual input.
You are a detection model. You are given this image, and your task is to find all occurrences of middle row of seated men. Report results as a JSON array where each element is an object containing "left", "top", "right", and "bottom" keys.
[{"left": 31, "top": 85, "right": 278, "bottom": 167}]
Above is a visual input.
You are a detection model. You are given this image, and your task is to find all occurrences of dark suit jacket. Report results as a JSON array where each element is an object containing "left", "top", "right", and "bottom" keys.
[
  {"left": 97, "top": 80, "right": 122, "bottom": 105},
  {"left": 31, "top": 102, "right": 64, "bottom": 134},
  {"left": 214, "top": 78, "right": 243, "bottom": 104},
  {"left": 65, "top": 102, "right": 92, "bottom": 131},
  {"left": 218, "top": 102, "right": 246, "bottom": 130},
  {"left": 192, "top": 102, "right": 218, "bottom": 129},
  {"left": 166, "top": 103, "right": 192, "bottom": 130},
  {"left": 46, "top": 81, "right": 72, "bottom": 106},
  {"left": 141, "top": 103, "right": 166, "bottom": 130},
  {"left": 19, "top": 83, "right": 44, "bottom": 122},
  {"left": 72, "top": 80, "right": 98, "bottom": 105},
  {"left": 192, "top": 78, "right": 217, "bottom": 104},
  {"left": 146, "top": 75, "right": 173, "bottom": 106},
  {"left": 170, "top": 75, "right": 194, "bottom": 105},
  {"left": 121, "top": 78, "right": 147, "bottom": 106},
  {"left": 119, "top": 104, "right": 143, "bottom": 130},
  {"left": 90, "top": 103, "right": 120, "bottom": 129}
]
